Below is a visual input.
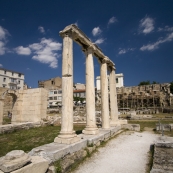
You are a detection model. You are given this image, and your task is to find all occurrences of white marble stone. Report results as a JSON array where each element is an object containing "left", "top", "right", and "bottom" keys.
[
  {"left": 83, "top": 47, "right": 99, "bottom": 135},
  {"left": 109, "top": 68, "right": 119, "bottom": 126},
  {"left": 55, "top": 31, "right": 80, "bottom": 144},
  {"left": 0, "top": 150, "right": 31, "bottom": 172},
  {"left": 11, "top": 156, "right": 49, "bottom": 173},
  {"left": 101, "top": 59, "right": 110, "bottom": 129}
]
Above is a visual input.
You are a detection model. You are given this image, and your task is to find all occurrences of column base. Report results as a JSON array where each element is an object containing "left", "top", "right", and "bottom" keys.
[
  {"left": 54, "top": 136, "right": 80, "bottom": 144},
  {"left": 110, "top": 120, "right": 120, "bottom": 127},
  {"left": 82, "top": 127, "right": 99, "bottom": 135}
]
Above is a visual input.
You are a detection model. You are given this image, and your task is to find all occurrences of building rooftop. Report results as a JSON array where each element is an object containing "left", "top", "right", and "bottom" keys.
[{"left": 0, "top": 67, "right": 24, "bottom": 75}]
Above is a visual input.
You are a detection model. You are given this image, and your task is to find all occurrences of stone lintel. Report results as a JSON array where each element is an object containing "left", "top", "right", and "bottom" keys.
[{"left": 59, "top": 24, "right": 111, "bottom": 61}]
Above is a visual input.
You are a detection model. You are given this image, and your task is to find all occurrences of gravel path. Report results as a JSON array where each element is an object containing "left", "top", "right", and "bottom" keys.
[{"left": 72, "top": 131, "right": 158, "bottom": 173}]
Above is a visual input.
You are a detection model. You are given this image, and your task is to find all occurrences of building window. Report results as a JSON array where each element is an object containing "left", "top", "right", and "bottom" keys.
[
  {"left": 54, "top": 91, "right": 57, "bottom": 94},
  {"left": 12, "top": 72, "right": 14, "bottom": 76},
  {"left": 18, "top": 80, "right": 20, "bottom": 84},
  {"left": 10, "top": 86, "right": 16, "bottom": 90},
  {"left": 18, "top": 73, "right": 21, "bottom": 77},
  {"left": 116, "top": 78, "right": 118, "bottom": 83},
  {"left": 49, "top": 91, "right": 53, "bottom": 95},
  {"left": 58, "top": 96, "right": 62, "bottom": 100},
  {"left": 2, "top": 85, "right": 6, "bottom": 88},
  {"left": 49, "top": 97, "right": 53, "bottom": 100},
  {"left": 4, "top": 71, "right": 6, "bottom": 74},
  {"left": 54, "top": 96, "right": 57, "bottom": 100},
  {"left": 51, "top": 81, "right": 54, "bottom": 85},
  {"left": 58, "top": 90, "right": 62, "bottom": 94},
  {"left": 3, "top": 78, "right": 6, "bottom": 82}
]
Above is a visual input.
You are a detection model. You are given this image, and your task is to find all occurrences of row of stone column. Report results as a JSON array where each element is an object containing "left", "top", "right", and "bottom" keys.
[{"left": 54, "top": 31, "right": 119, "bottom": 144}]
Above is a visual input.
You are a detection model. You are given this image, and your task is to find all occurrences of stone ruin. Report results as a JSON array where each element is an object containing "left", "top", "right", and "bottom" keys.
[
  {"left": 0, "top": 88, "right": 48, "bottom": 125},
  {"left": 96, "top": 83, "right": 172, "bottom": 114},
  {"left": 53, "top": 24, "right": 127, "bottom": 144}
]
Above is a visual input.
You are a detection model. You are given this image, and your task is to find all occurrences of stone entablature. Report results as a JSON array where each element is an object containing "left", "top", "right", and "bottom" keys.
[{"left": 59, "top": 24, "right": 114, "bottom": 68}]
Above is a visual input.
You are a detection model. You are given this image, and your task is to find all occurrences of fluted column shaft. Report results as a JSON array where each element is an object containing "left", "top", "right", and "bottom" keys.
[
  {"left": 101, "top": 61, "right": 110, "bottom": 129},
  {"left": 54, "top": 32, "right": 80, "bottom": 144},
  {"left": 109, "top": 69, "right": 119, "bottom": 125},
  {"left": 83, "top": 47, "right": 99, "bottom": 135}
]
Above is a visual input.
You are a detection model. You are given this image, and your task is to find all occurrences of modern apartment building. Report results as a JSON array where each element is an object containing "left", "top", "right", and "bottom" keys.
[
  {"left": 0, "top": 67, "right": 24, "bottom": 90},
  {"left": 48, "top": 89, "right": 62, "bottom": 107},
  {"left": 96, "top": 73, "right": 124, "bottom": 91}
]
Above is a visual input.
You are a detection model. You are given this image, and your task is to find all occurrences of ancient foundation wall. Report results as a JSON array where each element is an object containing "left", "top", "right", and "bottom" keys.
[
  {"left": 12, "top": 88, "right": 48, "bottom": 123},
  {"left": 0, "top": 87, "right": 13, "bottom": 117}
]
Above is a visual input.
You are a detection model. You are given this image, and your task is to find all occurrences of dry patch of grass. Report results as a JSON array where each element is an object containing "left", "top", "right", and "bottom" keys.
[{"left": 0, "top": 125, "right": 85, "bottom": 157}]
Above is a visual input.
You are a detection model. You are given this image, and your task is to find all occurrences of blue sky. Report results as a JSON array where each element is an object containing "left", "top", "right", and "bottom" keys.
[{"left": 0, "top": 0, "right": 173, "bottom": 88}]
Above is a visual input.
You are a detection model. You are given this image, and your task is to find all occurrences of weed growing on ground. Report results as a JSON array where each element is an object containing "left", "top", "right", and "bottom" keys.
[{"left": 0, "top": 125, "right": 85, "bottom": 157}]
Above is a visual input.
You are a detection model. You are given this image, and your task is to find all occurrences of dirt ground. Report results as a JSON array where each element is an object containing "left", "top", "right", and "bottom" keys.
[{"left": 72, "top": 131, "right": 159, "bottom": 173}]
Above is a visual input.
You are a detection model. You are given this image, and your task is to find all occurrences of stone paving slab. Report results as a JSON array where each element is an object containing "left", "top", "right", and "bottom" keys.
[{"left": 29, "top": 127, "right": 121, "bottom": 163}]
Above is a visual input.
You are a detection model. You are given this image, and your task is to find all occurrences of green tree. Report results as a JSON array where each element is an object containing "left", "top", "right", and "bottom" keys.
[
  {"left": 170, "top": 82, "right": 173, "bottom": 94},
  {"left": 152, "top": 81, "right": 159, "bottom": 84},
  {"left": 138, "top": 80, "right": 150, "bottom": 86}
]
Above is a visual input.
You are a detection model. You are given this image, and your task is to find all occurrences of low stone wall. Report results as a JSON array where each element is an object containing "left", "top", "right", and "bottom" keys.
[
  {"left": 121, "top": 124, "right": 140, "bottom": 131},
  {"left": 151, "top": 139, "right": 173, "bottom": 173},
  {"left": 0, "top": 124, "right": 141, "bottom": 173},
  {"left": 0, "top": 122, "right": 41, "bottom": 134},
  {"left": 156, "top": 123, "right": 173, "bottom": 131}
]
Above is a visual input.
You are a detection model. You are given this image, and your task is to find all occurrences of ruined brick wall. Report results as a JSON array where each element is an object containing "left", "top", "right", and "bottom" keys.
[{"left": 116, "top": 83, "right": 171, "bottom": 109}]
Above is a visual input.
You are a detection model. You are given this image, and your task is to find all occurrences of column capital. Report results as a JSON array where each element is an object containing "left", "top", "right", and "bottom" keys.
[
  {"left": 82, "top": 44, "right": 95, "bottom": 53},
  {"left": 108, "top": 65, "right": 116, "bottom": 72},
  {"left": 59, "top": 30, "right": 73, "bottom": 38},
  {"left": 102, "top": 56, "right": 110, "bottom": 63}
]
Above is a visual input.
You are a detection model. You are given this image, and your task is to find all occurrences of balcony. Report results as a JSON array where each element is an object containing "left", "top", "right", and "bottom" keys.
[{"left": 8, "top": 80, "right": 18, "bottom": 85}]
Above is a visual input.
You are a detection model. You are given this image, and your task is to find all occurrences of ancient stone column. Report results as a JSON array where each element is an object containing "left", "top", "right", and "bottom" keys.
[
  {"left": 109, "top": 67, "right": 119, "bottom": 126},
  {"left": 83, "top": 47, "right": 99, "bottom": 135},
  {"left": 54, "top": 31, "right": 80, "bottom": 144},
  {"left": 0, "top": 99, "right": 4, "bottom": 125},
  {"left": 101, "top": 58, "right": 110, "bottom": 129}
]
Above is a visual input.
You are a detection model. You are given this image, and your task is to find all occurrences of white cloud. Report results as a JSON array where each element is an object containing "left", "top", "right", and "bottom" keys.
[
  {"left": 118, "top": 48, "right": 135, "bottom": 55},
  {"left": 118, "top": 49, "right": 126, "bottom": 54},
  {"left": 0, "top": 41, "right": 5, "bottom": 55},
  {"left": 38, "top": 26, "right": 45, "bottom": 34},
  {"left": 15, "top": 46, "right": 31, "bottom": 55},
  {"left": 108, "top": 16, "right": 118, "bottom": 25},
  {"left": 74, "top": 21, "right": 78, "bottom": 27},
  {"left": 0, "top": 64, "right": 2, "bottom": 67},
  {"left": 29, "top": 38, "right": 62, "bottom": 68},
  {"left": 139, "top": 17, "right": 154, "bottom": 34},
  {"left": 140, "top": 32, "right": 173, "bottom": 51},
  {"left": 95, "top": 38, "right": 104, "bottom": 44},
  {"left": 0, "top": 26, "right": 9, "bottom": 55},
  {"left": 158, "top": 26, "right": 173, "bottom": 32},
  {"left": 92, "top": 27, "right": 102, "bottom": 36}
]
